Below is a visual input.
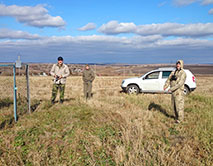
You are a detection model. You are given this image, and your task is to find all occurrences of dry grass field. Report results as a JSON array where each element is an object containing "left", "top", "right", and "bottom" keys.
[{"left": 0, "top": 75, "right": 213, "bottom": 165}]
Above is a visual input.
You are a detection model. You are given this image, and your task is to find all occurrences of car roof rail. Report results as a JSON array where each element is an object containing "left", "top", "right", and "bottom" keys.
[{"left": 157, "top": 67, "right": 175, "bottom": 70}]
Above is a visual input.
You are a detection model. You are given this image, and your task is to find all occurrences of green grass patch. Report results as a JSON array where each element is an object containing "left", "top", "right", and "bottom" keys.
[{"left": 0, "top": 92, "right": 212, "bottom": 165}]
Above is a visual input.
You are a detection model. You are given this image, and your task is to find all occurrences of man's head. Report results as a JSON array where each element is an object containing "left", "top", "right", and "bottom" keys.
[
  {"left": 85, "top": 64, "right": 89, "bottom": 70},
  {"left": 58, "top": 56, "right": 63, "bottom": 65},
  {"left": 176, "top": 61, "right": 181, "bottom": 70},
  {"left": 176, "top": 60, "right": 183, "bottom": 70}
]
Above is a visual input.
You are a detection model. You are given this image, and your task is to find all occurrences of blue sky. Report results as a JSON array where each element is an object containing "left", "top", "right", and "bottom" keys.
[{"left": 0, "top": 0, "right": 213, "bottom": 64}]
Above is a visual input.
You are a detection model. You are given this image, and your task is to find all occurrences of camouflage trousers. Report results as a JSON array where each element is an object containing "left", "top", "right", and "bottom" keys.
[
  {"left": 51, "top": 84, "right": 65, "bottom": 102},
  {"left": 84, "top": 81, "right": 92, "bottom": 99},
  {"left": 172, "top": 91, "right": 184, "bottom": 121}
]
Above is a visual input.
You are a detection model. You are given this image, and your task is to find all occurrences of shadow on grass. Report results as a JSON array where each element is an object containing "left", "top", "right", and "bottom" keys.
[
  {"left": 148, "top": 102, "right": 175, "bottom": 119},
  {"left": 0, "top": 99, "right": 42, "bottom": 130},
  {"left": 31, "top": 100, "right": 42, "bottom": 112},
  {"left": 52, "top": 97, "right": 76, "bottom": 103},
  {"left": 64, "top": 98, "right": 76, "bottom": 102},
  {"left": 119, "top": 90, "right": 125, "bottom": 94},
  {"left": 0, "top": 118, "right": 14, "bottom": 130},
  {"left": 42, "top": 97, "right": 76, "bottom": 109},
  {"left": 0, "top": 98, "right": 13, "bottom": 109},
  {"left": 51, "top": 98, "right": 76, "bottom": 104}
]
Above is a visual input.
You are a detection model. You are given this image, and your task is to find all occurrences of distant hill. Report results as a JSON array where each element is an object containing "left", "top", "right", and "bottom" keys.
[{"left": 0, "top": 63, "right": 213, "bottom": 76}]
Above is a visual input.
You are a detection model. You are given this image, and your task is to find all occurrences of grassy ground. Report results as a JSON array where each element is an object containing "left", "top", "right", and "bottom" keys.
[{"left": 0, "top": 76, "right": 212, "bottom": 165}]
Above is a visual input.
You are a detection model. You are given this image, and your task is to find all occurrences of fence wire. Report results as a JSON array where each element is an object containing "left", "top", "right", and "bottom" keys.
[{"left": 0, "top": 64, "right": 30, "bottom": 124}]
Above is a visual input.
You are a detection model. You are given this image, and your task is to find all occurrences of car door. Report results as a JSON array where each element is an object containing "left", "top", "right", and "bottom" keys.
[
  {"left": 141, "top": 71, "right": 160, "bottom": 91},
  {"left": 159, "top": 70, "right": 172, "bottom": 91}
]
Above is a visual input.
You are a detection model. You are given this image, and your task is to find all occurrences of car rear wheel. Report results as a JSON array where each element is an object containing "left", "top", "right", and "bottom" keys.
[
  {"left": 184, "top": 85, "right": 190, "bottom": 95},
  {"left": 127, "top": 85, "right": 139, "bottom": 95}
]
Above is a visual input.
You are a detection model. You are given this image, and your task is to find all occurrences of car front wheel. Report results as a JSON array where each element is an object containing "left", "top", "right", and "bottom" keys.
[{"left": 127, "top": 85, "right": 139, "bottom": 95}]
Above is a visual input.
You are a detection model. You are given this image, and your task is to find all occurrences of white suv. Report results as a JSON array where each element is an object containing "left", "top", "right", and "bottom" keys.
[{"left": 121, "top": 67, "right": 196, "bottom": 95}]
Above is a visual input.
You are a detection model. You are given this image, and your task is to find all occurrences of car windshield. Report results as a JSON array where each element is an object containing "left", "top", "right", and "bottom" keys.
[{"left": 145, "top": 71, "right": 159, "bottom": 79}]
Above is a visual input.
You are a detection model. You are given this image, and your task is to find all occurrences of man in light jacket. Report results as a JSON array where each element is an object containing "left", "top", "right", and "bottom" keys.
[
  {"left": 164, "top": 60, "right": 186, "bottom": 123},
  {"left": 50, "top": 56, "right": 70, "bottom": 104}
]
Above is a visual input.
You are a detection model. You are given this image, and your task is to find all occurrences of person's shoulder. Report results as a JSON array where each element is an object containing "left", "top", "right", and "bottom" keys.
[
  {"left": 89, "top": 69, "right": 94, "bottom": 74},
  {"left": 52, "top": 64, "right": 57, "bottom": 68},
  {"left": 180, "top": 69, "right": 186, "bottom": 76},
  {"left": 63, "top": 64, "right": 69, "bottom": 68},
  {"left": 181, "top": 69, "right": 186, "bottom": 74},
  {"left": 183, "top": 70, "right": 187, "bottom": 75},
  {"left": 170, "top": 70, "right": 175, "bottom": 75}
]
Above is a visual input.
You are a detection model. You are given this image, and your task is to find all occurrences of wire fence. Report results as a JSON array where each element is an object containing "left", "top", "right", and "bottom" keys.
[{"left": 0, "top": 64, "right": 30, "bottom": 125}]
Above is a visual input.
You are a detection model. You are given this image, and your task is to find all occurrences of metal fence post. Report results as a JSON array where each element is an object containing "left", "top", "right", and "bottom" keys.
[
  {"left": 26, "top": 64, "right": 31, "bottom": 113},
  {"left": 13, "top": 64, "right": 18, "bottom": 122}
]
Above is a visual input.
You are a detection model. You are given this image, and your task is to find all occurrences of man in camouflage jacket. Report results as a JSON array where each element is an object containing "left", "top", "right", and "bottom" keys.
[
  {"left": 164, "top": 60, "right": 186, "bottom": 123},
  {"left": 50, "top": 57, "right": 70, "bottom": 104},
  {"left": 82, "top": 64, "right": 95, "bottom": 99}
]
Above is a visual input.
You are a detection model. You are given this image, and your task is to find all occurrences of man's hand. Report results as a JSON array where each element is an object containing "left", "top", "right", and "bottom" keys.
[
  {"left": 164, "top": 87, "right": 172, "bottom": 93},
  {"left": 163, "top": 86, "right": 168, "bottom": 91}
]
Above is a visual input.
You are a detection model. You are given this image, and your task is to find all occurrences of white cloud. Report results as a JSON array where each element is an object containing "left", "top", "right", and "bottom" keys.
[
  {"left": 158, "top": 1, "right": 168, "bottom": 7},
  {"left": 0, "top": 4, "right": 66, "bottom": 28},
  {"left": 208, "top": 8, "right": 213, "bottom": 14},
  {"left": 99, "top": 21, "right": 213, "bottom": 38},
  {"left": 0, "top": 35, "right": 209, "bottom": 51},
  {"left": 202, "top": 0, "right": 213, "bottom": 5},
  {"left": 0, "top": 33, "right": 206, "bottom": 47},
  {"left": 98, "top": 20, "right": 137, "bottom": 35},
  {"left": 0, "top": 28, "right": 41, "bottom": 40},
  {"left": 136, "top": 23, "right": 213, "bottom": 37},
  {"left": 155, "top": 37, "right": 210, "bottom": 47},
  {"left": 173, "top": 0, "right": 213, "bottom": 6},
  {"left": 0, "top": 35, "right": 213, "bottom": 64},
  {"left": 78, "top": 23, "right": 96, "bottom": 31},
  {"left": 173, "top": 0, "right": 198, "bottom": 6}
]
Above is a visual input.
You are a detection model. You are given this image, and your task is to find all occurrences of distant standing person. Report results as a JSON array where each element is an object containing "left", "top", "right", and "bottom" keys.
[
  {"left": 82, "top": 64, "right": 95, "bottom": 99},
  {"left": 50, "top": 56, "right": 70, "bottom": 104},
  {"left": 164, "top": 60, "right": 186, "bottom": 123}
]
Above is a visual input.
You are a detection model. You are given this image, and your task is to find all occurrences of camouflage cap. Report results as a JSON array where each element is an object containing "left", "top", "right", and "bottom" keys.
[{"left": 58, "top": 56, "right": 63, "bottom": 61}]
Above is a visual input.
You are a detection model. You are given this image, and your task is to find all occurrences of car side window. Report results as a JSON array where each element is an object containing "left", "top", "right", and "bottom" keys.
[
  {"left": 145, "top": 72, "right": 160, "bottom": 79},
  {"left": 162, "top": 71, "right": 172, "bottom": 79}
]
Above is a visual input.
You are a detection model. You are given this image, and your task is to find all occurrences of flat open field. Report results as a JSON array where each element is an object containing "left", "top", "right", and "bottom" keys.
[
  {"left": 0, "top": 76, "right": 213, "bottom": 165},
  {"left": 1, "top": 63, "right": 213, "bottom": 76}
]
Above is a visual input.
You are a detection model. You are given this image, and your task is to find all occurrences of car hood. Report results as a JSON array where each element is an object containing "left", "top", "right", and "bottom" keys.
[{"left": 123, "top": 77, "right": 140, "bottom": 82}]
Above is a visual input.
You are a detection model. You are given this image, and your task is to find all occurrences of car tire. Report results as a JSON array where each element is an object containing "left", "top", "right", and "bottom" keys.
[
  {"left": 127, "top": 85, "right": 139, "bottom": 95},
  {"left": 184, "top": 85, "right": 190, "bottom": 95}
]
